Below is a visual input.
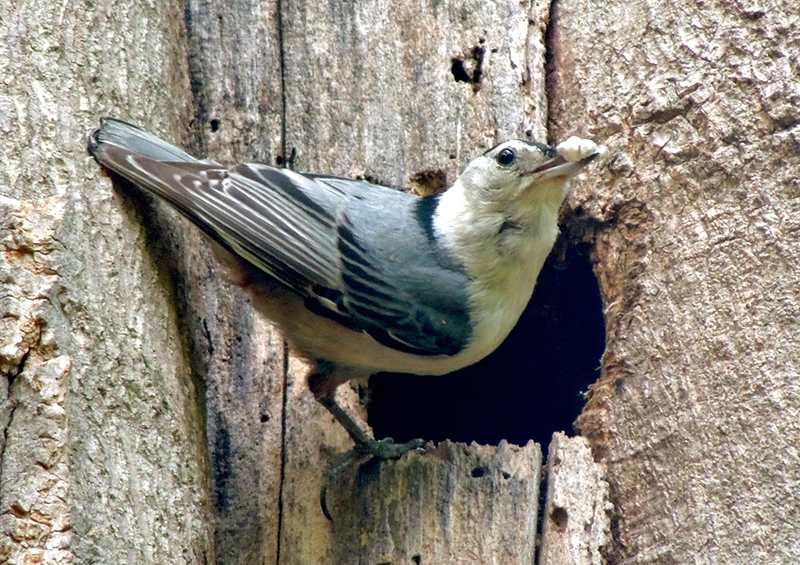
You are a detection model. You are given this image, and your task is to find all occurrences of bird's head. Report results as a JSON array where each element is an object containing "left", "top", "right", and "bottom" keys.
[{"left": 456, "top": 137, "right": 608, "bottom": 212}]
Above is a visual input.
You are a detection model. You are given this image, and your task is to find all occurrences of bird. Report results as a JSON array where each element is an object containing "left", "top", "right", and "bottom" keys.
[{"left": 88, "top": 117, "right": 606, "bottom": 482}]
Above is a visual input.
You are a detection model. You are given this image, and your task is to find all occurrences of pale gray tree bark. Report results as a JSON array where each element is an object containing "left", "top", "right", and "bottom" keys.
[
  {"left": 3, "top": 0, "right": 797, "bottom": 563},
  {"left": 0, "top": 1, "right": 215, "bottom": 564}
]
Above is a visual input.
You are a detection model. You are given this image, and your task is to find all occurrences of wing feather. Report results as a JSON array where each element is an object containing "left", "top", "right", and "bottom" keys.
[{"left": 89, "top": 119, "right": 472, "bottom": 356}]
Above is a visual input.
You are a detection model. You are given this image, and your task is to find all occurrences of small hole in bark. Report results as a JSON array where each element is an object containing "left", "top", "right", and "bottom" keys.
[
  {"left": 451, "top": 59, "right": 472, "bottom": 83},
  {"left": 260, "top": 414, "right": 270, "bottom": 423},
  {"left": 502, "top": 471, "right": 511, "bottom": 479},
  {"left": 450, "top": 45, "right": 485, "bottom": 91},
  {"left": 276, "top": 147, "right": 297, "bottom": 169},
  {"left": 412, "top": 556, "right": 421, "bottom": 564},
  {"left": 471, "top": 467, "right": 487, "bottom": 478},
  {"left": 209, "top": 119, "right": 220, "bottom": 133},
  {"left": 551, "top": 506, "right": 569, "bottom": 532}
]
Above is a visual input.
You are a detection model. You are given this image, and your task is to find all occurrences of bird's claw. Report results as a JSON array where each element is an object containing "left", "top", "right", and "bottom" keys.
[
  {"left": 320, "top": 437, "right": 426, "bottom": 521},
  {"left": 357, "top": 436, "right": 426, "bottom": 459}
]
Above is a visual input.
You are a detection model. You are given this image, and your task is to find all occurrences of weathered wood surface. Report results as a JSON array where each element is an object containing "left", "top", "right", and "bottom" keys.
[
  {"left": 280, "top": 0, "right": 550, "bottom": 181},
  {"left": 274, "top": 1, "right": 552, "bottom": 563},
  {"left": 549, "top": 0, "right": 800, "bottom": 563},
  {"left": 539, "top": 433, "right": 611, "bottom": 565},
  {"left": 183, "top": 2, "right": 287, "bottom": 562},
  {"left": 0, "top": 1, "right": 215, "bottom": 563},
  {"left": 325, "top": 440, "right": 541, "bottom": 565}
]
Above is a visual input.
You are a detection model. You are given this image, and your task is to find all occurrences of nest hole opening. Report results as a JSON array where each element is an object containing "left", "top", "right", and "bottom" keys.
[{"left": 368, "top": 239, "right": 604, "bottom": 455}]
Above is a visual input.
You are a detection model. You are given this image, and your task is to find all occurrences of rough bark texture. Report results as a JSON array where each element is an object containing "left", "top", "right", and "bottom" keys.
[
  {"left": 0, "top": 0, "right": 214, "bottom": 563},
  {"left": 549, "top": 0, "right": 800, "bottom": 563}
]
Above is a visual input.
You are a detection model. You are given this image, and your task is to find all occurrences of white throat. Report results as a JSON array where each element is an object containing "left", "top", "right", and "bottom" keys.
[{"left": 432, "top": 180, "right": 565, "bottom": 363}]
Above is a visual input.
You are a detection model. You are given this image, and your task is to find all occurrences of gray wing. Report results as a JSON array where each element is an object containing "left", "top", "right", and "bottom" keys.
[{"left": 88, "top": 118, "right": 472, "bottom": 356}]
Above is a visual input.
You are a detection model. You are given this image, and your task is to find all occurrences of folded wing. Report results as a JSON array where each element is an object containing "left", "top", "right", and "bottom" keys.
[{"left": 89, "top": 118, "right": 472, "bottom": 356}]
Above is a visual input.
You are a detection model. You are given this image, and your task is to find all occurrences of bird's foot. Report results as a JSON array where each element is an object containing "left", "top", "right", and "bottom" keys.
[
  {"left": 357, "top": 436, "right": 426, "bottom": 459},
  {"left": 320, "top": 437, "right": 426, "bottom": 521}
]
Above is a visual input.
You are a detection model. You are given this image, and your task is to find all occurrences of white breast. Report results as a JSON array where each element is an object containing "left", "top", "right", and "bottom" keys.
[{"left": 422, "top": 181, "right": 563, "bottom": 373}]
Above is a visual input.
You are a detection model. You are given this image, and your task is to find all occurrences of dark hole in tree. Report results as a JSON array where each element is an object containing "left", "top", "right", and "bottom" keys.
[
  {"left": 450, "top": 45, "right": 484, "bottom": 88},
  {"left": 551, "top": 506, "right": 569, "bottom": 532},
  {"left": 368, "top": 240, "right": 604, "bottom": 453},
  {"left": 451, "top": 59, "right": 473, "bottom": 83}
]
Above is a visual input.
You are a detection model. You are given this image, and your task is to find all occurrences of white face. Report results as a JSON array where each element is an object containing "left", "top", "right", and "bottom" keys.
[
  {"left": 432, "top": 137, "right": 606, "bottom": 307},
  {"left": 456, "top": 138, "right": 607, "bottom": 209},
  {"left": 458, "top": 141, "right": 563, "bottom": 208},
  {"left": 470, "top": 140, "right": 555, "bottom": 189}
]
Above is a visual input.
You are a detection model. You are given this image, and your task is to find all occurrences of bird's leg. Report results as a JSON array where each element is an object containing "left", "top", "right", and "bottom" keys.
[
  {"left": 308, "top": 361, "right": 425, "bottom": 520},
  {"left": 307, "top": 361, "right": 425, "bottom": 460}
]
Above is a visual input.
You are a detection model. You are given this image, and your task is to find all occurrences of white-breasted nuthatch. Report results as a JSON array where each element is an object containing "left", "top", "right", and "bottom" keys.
[{"left": 88, "top": 118, "right": 607, "bottom": 466}]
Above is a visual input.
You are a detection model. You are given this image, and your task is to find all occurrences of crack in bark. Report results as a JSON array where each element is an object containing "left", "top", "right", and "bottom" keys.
[
  {"left": 0, "top": 394, "right": 19, "bottom": 485},
  {"left": 543, "top": 0, "right": 559, "bottom": 146}
]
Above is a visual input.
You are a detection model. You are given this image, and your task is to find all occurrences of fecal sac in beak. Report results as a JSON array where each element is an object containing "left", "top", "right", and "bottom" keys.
[{"left": 532, "top": 136, "right": 610, "bottom": 179}]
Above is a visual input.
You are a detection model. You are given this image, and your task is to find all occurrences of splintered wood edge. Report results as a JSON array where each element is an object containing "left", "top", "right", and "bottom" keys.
[
  {"left": 539, "top": 433, "right": 613, "bottom": 565},
  {"left": 323, "top": 440, "right": 542, "bottom": 565}
]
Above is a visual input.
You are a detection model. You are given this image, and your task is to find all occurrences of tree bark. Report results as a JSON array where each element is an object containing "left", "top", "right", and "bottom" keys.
[
  {"left": 549, "top": 0, "right": 800, "bottom": 562},
  {"left": 6, "top": 0, "right": 795, "bottom": 563},
  {"left": 0, "top": 1, "right": 214, "bottom": 563},
  {"left": 540, "top": 433, "right": 611, "bottom": 565}
]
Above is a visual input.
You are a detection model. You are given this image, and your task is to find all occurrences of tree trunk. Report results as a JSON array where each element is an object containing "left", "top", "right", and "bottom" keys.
[
  {"left": 549, "top": 0, "right": 800, "bottom": 562},
  {"left": 4, "top": 0, "right": 797, "bottom": 563},
  {"left": 0, "top": 1, "right": 215, "bottom": 563}
]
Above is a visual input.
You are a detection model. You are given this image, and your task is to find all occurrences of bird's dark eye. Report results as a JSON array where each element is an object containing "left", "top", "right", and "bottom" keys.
[{"left": 496, "top": 147, "right": 517, "bottom": 166}]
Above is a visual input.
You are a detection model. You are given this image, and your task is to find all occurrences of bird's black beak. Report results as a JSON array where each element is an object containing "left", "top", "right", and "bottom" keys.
[{"left": 530, "top": 151, "right": 601, "bottom": 179}]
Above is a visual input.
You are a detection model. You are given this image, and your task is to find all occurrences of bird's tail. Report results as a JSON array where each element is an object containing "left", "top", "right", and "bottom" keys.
[
  {"left": 88, "top": 117, "right": 200, "bottom": 164},
  {"left": 86, "top": 117, "right": 233, "bottom": 233}
]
